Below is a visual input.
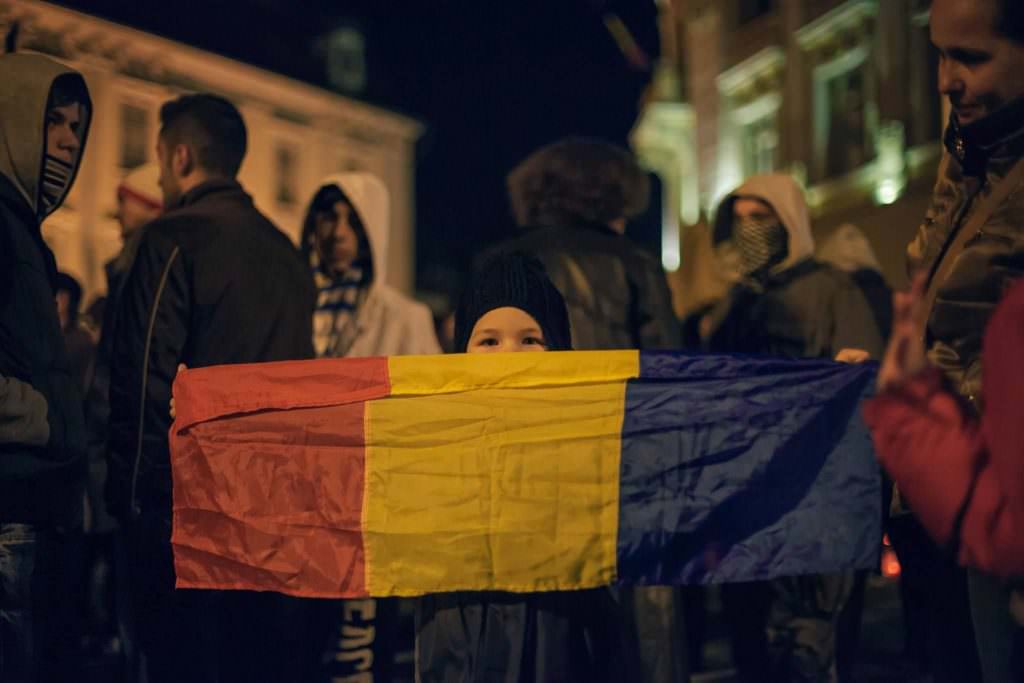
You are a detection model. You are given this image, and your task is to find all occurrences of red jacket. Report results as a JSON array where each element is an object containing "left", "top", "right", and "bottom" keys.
[{"left": 864, "top": 279, "right": 1024, "bottom": 577}]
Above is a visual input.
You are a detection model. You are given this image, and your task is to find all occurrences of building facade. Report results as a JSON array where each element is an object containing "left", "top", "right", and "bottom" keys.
[
  {"left": 633, "top": 0, "right": 942, "bottom": 316},
  {"left": 1, "top": 0, "right": 422, "bottom": 304}
]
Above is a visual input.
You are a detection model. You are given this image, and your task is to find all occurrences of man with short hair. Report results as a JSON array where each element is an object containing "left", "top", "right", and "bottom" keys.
[
  {"left": 108, "top": 93, "right": 317, "bottom": 683},
  {"left": 0, "top": 53, "right": 91, "bottom": 682},
  {"left": 893, "top": 0, "right": 1024, "bottom": 679}
]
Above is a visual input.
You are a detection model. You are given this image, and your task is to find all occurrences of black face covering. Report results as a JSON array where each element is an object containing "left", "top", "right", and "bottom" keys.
[
  {"left": 733, "top": 216, "right": 789, "bottom": 279},
  {"left": 39, "top": 154, "right": 73, "bottom": 216}
]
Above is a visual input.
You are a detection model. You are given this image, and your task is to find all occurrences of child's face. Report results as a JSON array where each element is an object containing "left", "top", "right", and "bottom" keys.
[{"left": 467, "top": 307, "right": 547, "bottom": 353}]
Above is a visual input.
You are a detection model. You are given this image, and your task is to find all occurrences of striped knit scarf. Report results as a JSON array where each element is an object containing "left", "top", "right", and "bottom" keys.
[
  {"left": 40, "top": 155, "right": 73, "bottom": 215},
  {"left": 312, "top": 263, "right": 371, "bottom": 358}
]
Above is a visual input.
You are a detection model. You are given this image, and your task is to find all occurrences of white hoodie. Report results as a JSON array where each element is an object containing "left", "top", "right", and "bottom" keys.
[{"left": 308, "top": 172, "right": 441, "bottom": 357}]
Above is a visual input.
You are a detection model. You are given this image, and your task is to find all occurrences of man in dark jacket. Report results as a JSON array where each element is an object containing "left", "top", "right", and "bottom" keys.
[
  {"left": 0, "top": 53, "right": 91, "bottom": 682},
  {"left": 486, "top": 138, "right": 684, "bottom": 683},
  {"left": 107, "top": 94, "right": 317, "bottom": 683},
  {"left": 705, "top": 173, "right": 883, "bottom": 683}
]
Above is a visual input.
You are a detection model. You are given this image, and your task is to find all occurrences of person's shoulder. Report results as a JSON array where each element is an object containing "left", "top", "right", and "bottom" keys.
[{"left": 373, "top": 284, "right": 430, "bottom": 315}]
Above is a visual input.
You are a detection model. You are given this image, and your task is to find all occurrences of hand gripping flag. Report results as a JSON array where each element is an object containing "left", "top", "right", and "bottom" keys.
[{"left": 169, "top": 350, "right": 880, "bottom": 598}]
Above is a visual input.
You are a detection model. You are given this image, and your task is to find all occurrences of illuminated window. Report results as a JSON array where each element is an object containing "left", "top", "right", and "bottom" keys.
[
  {"left": 740, "top": 111, "right": 778, "bottom": 176},
  {"left": 813, "top": 49, "right": 878, "bottom": 181},
  {"left": 120, "top": 103, "right": 149, "bottom": 170}
]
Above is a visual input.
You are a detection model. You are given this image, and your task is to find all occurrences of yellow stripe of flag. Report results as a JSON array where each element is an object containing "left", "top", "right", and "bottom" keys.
[{"left": 363, "top": 351, "right": 637, "bottom": 595}]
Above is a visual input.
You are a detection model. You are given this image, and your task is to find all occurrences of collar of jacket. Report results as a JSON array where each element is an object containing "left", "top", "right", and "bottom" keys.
[
  {"left": 743, "top": 256, "right": 820, "bottom": 292},
  {"left": 946, "top": 96, "right": 1024, "bottom": 175},
  {"left": 172, "top": 178, "right": 245, "bottom": 210},
  {"left": 528, "top": 220, "right": 623, "bottom": 238}
]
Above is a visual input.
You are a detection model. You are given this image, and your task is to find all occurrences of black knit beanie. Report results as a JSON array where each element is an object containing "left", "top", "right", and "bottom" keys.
[{"left": 454, "top": 252, "right": 573, "bottom": 353}]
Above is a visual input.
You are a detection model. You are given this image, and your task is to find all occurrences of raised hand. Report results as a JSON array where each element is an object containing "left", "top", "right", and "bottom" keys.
[{"left": 877, "top": 273, "right": 929, "bottom": 391}]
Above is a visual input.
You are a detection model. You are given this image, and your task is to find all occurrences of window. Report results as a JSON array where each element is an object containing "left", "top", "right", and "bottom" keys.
[
  {"left": 275, "top": 144, "right": 299, "bottom": 207},
  {"left": 740, "top": 111, "right": 779, "bottom": 176},
  {"left": 120, "top": 103, "right": 149, "bottom": 170},
  {"left": 823, "top": 64, "right": 873, "bottom": 178},
  {"left": 812, "top": 47, "right": 877, "bottom": 182},
  {"left": 738, "top": 0, "right": 774, "bottom": 24}
]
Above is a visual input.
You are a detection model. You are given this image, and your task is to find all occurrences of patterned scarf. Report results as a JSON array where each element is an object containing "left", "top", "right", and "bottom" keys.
[
  {"left": 733, "top": 216, "right": 789, "bottom": 282},
  {"left": 311, "top": 257, "right": 371, "bottom": 358},
  {"left": 40, "top": 155, "right": 73, "bottom": 215}
]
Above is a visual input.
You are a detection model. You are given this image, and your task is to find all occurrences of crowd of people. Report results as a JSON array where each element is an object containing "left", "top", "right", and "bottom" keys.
[{"left": 2, "top": 0, "right": 1024, "bottom": 681}]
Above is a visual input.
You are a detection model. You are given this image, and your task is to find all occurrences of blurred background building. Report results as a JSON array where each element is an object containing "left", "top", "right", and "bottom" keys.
[
  {"left": 634, "top": 0, "right": 944, "bottom": 317},
  {"left": 0, "top": 0, "right": 422, "bottom": 304}
]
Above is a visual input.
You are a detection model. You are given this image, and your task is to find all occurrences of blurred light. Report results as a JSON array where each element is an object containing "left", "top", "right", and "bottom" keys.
[
  {"left": 874, "top": 120, "right": 907, "bottom": 206},
  {"left": 875, "top": 179, "right": 900, "bottom": 205},
  {"left": 881, "top": 547, "right": 901, "bottom": 579},
  {"left": 662, "top": 212, "right": 681, "bottom": 272}
]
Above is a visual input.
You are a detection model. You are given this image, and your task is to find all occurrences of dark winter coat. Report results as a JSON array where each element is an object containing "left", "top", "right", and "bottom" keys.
[
  {"left": 907, "top": 100, "right": 1024, "bottom": 405},
  {"left": 0, "top": 54, "right": 91, "bottom": 526},
  {"left": 107, "top": 179, "right": 316, "bottom": 521},
  {"left": 482, "top": 223, "right": 681, "bottom": 351}
]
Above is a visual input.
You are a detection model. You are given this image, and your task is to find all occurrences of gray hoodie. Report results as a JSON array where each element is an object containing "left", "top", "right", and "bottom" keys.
[{"left": 0, "top": 53, "right": 91, "bottom": 219}]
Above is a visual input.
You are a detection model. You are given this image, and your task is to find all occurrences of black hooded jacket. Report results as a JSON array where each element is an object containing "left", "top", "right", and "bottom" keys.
[{"left": 0, "top": 54, "right": 92, "bottom": 526}]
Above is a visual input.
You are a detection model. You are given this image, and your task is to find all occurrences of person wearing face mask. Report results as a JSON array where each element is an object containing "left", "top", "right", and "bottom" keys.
[
  {"left": 703, "top": 174, "right": 882, "bottom": 683},
  {"left": 704, "top": 175, "right": 882, "bottom": 361},
  {"left": 897, "top": 1, "right": 1024, "bottom": 680}
]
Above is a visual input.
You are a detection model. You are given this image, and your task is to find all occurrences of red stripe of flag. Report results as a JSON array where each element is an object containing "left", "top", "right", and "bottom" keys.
[{"left": 170, "top": 357, "right": 390, "bottom": 598}]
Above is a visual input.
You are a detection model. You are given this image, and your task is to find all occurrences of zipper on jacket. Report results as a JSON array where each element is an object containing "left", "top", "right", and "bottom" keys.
[{"left": 130, "top": 246, "right": 180, "bottom": 518}]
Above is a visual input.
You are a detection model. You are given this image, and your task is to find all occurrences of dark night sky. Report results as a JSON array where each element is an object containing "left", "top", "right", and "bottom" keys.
[{"left": 53, "top": 1, "right": 660, "bottom": 299}]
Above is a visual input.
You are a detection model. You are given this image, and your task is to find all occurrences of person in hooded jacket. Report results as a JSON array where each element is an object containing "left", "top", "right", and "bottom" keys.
[
  {"left": 300, "top": 173, "right": 440, "bottom": 680},
  {"left": 0, "top": 53, "right": 91, "bottom": 683},
  {"left": 704, "top": 175, "right": 883, "bottom": 359},
  {"left": 301, "top": 172, "right": 441, "bottom": 359},
  {"left": 703, "top": 174, "right": 883, "bottom": 683}
]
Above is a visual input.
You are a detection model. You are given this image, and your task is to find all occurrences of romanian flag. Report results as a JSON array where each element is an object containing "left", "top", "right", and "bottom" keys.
[{"left": 169, "top": 350, "right": 880, "bottom": 599}]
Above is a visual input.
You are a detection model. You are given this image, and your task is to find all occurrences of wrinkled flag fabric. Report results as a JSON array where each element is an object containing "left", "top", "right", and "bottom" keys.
[{"left": 169, "top": 350, "right": 880, "bottom": 598}]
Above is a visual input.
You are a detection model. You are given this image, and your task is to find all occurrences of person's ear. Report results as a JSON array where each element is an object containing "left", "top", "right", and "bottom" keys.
[{"left": 172, "top": 144, "right": 194, "bottom": 177}]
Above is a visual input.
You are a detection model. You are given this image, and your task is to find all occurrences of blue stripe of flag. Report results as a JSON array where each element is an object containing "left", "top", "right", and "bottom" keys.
[{"left": 616, "top": 351, "right": 881, "bottom": 584}]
